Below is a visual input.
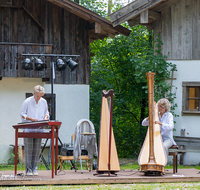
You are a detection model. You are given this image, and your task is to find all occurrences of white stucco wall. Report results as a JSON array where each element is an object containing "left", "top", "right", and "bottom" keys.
[
  {"left": 168, "top": 60, "right": 200, "bottom": 165},
  {"left": 0, "top": 77, "right": 89, "bottom": 164}
]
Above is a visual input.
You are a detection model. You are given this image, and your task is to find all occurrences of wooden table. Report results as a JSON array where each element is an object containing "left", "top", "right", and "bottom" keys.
[{"left": 12, "top": 120, "right": 61, "bottom": 178}]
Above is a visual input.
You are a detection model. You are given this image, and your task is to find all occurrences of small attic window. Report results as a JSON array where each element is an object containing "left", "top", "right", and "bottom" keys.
[{"left": 182, "top": 82, "right": 200, "bottom": 114}]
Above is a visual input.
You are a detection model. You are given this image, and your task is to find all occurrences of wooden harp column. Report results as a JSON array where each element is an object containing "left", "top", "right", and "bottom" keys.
[
  {"left": 138, "top": 72, "right": 167, "bottom": 175},
  {"left": 94, "top": 89, "right": 120, "bottom": 176}
]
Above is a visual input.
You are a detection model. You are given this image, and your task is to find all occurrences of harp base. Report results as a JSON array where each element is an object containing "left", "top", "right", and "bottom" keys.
[
  {"left": 139, "top": 163, "right": 165, "bottom": 175},
  {"left": 93, "top": 170, "right": 119, "bottom": 177}
]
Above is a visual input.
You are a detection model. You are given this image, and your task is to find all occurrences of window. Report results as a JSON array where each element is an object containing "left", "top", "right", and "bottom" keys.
[
  {"left": 182, "top": 82, "right": 200, "bottom": 114},
  {"left": 26, "top": 93, "right": 56, "bottom": 119}
]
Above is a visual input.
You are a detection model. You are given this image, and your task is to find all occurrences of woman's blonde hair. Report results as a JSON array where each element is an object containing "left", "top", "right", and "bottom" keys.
[
  {"left": 157, "top": 98, "right": 171, "bottom": 112},
  {"left": 33, "top": 85, "right": 45, "bottom": 96}
]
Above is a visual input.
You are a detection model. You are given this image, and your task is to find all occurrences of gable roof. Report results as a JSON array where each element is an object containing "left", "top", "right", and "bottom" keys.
[
  {"left": 48, "top": 0, "right": 130, "bottom": 41},
  {"left": 109, "top": 0, "right": 179, "bottom": 28}
]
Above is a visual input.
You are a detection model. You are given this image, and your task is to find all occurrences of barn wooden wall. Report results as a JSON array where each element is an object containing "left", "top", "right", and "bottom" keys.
[
  {"left": 0, "top": 0, "right": 90, "bottom": 84},
  {"left": 153, "top": 0, "right": 200, "bottom": 60}
]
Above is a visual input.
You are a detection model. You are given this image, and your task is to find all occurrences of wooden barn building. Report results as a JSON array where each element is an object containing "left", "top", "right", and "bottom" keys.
[
  {"left": 110, "top": 0, "right": 200, "bottom": 165},
  {"left": 0, "top": 0, "right": 130, "bottom": 164}
]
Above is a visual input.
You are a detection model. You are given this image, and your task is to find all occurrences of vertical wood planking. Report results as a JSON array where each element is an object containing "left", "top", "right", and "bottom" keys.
[
  {"left": 63, "top": 10, "right": 71, "bottom": 84},
  {"left": 45, "top": 45, "right": 52, "bottom": 79},
  {"left": 18, "top": 6, "right": 26, "bottom": 42},
  {"left": 0, "top": 8, "right": 3, "bottom": 42},
  {"left": 0, "top": 0, "right": 90, "bottom": 84},
  {"left": 52, "top": 5, "right": 60, "bottom": 84},
  {"left": 24, "top": 45, "right": 33, "bottom": 77},
  {"left": 181, "top": 0, "right": 193, "bottom": 59},
  {"left": 171, "top": 0, "right": 182, "bottom": 59},
  {"left": 153, "top": 19, "right": 162, "bottom": 54},
  {"left": 4, "top": 45, "right": 11, "bottom": 76},
  {"left": 11, "top": 7, "right": 18, "bottom": 42},
  {"left": 0, "top": 45, "right": 5, "bottom": 76},
  {"left": 192, "top": 0, "right": 200, "bottom": 59},
  {"left": 81, "top": 18, "right": 87, "bottom": 84},
  {"left": 17, "top": 45, "right": 25, "bottom": 77},
  {"left": 81, "top": 19, "right": 87, "bottom": 84},
  {"left": 25, "top": 0, "right": 33, "bottom": 43},
  {"left": 75, "top": 14, "right": 81, "bottom": 84},
  {"left": 44, "top": 1, "right": 48, "bottom": 44},
  {"left": 47, "top": 2, "right": 52, "bottom": 45},
  {"left": 3, "top": 7, "right": 10, "bottom": 42},
  {"left": 10, "top": 45, "right": 18, "bottom": 77},
  {"left": 33, "top": 1, "right": 39, "bottom": 43},
  {"left": 70, "top": 14, "right": 76, "bottom": 84},
  {"left": 38, "top": 45, "right": 45, "bottom": 78},
  {"left": 85, "top": 21, "right": 90, "bottom": 85},
  {"left": 39, "top": 0, "right": 45, "bottom": 44},
  {"left": 161, "top": 7, "right": 172, "bottom": 59},
  {"left": 60, "top": 8, "right": 65, "bottom": 84},
  {"left": 31, "top": 45, "right": 39, "bottom": 78}
]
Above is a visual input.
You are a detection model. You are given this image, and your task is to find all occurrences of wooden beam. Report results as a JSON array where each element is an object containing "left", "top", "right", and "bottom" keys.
[
  {"left": 140, "top": 10, "right": 148, "bottom": 23},
  {"left": 48, "top": 0, "right": 130, "bottom": 36},
  {"left": 110, "top": 0, "right": 169, "bottom": 27},
  {"left": 128, "top": 17, "right": 140, "bottom": 27},
  {"left": 95, "top": 22, "right": 101, "bottom": 33},
  {"left": 22, "top": 6, "right": 45, "bottom": 31},
  {"left": 149, "top": 11, "right": 161, "bottom": 20},
  {"left": 145, "top": 23, "right": 153, "bottom": 31},
  {"left": 152, "top": 0, "right": 180, "bottom": 12},
  {"left": 101, "top": 29, "right": 115, "bottom": 38},
  {"left": 109, "top": 0, "right": 149, "bottom": 22},
  {"left": 0, "top": 5, "right": 45, "bottom": 31}
]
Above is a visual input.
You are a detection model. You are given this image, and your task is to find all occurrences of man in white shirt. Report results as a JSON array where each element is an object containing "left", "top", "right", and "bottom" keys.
[{"left": 20, "top": 85, "right": 49, "bottom": 176}]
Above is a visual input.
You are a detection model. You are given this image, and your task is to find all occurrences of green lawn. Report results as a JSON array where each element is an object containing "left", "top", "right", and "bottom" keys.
[
  {"left": 1, "top": 183, "right": 200, "bottom": 190},
  {"left": 1, "top": 161, "right": 200, "bottom": 171},
  {"left": 1, "top": 162, "right": 200, "bottom": 189}
]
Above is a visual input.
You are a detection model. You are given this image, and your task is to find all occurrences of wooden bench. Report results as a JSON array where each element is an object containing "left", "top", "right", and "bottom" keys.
[
  {"left": 174, "top": 136, "right": 200, "bottom": 165},
  {"left": 168, "top": 145, "right": 179, "bottom": 174},
  {"left": 57, "top": 155, "right": 92, "bottom": 171}
]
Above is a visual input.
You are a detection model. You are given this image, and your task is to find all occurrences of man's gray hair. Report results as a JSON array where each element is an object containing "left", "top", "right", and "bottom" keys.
[{"left": 33, "top": 85, "right": 45, "bottom": 95}]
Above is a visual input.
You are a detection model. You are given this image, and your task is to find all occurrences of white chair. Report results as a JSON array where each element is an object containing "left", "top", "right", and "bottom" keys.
[{"left": 73, "top": 119, "right": 97, "bottom": 173}]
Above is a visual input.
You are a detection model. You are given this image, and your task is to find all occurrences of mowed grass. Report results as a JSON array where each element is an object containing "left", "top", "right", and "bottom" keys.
[
  {"left": 1, "top": 162, "right": 200, "bottom": 189},
  {"left": 1, "top": 160, "right": 200, "bottom": 171},
  {"left": 1, "top": 183, "right": 200, "bottom": 190}
]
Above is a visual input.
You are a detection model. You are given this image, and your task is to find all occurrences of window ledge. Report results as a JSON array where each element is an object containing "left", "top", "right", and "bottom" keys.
[{"left": 182, "top": 111, "right": 200, "bottom": 115}]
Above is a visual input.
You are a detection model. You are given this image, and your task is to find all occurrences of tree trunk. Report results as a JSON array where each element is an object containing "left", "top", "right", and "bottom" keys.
[{"left": 108, "top": 0, "right": 112, "bottom": 15}]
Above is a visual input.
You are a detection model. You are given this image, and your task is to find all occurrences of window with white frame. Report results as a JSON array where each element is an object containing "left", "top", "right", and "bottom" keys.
[{"left": 182, "top": 82, "right": 200, "bottom": 114}]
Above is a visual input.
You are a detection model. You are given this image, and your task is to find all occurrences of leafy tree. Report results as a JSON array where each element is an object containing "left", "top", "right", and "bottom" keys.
[
  {"left": 90, "top": 26, "right": 177, "bottom": 158},
  {"left": 78, "top": 0, "right": 177, "bottom": 158},
  {"left": 78, "top": 0, "right": 123, "bottom": 19}
]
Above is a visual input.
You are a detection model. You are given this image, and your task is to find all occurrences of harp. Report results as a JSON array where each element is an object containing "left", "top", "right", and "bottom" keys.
[
  {"left": 138, "top": 72, "right": 167, "bottom": 175},
  {"left": 95, "top": 89, "right": 120, "bottom": 176}
]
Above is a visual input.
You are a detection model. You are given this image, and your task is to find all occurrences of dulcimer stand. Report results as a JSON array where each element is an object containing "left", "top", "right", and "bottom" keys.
[
  {"left": 39, "top": 135, "right": 63, "bottom": 170},
  {"left": 12, "top": 120, "right": 62, "bottom": 179}
]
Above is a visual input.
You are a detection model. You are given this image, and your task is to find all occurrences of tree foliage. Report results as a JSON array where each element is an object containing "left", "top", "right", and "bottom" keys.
[
  {"left": 78, "top": 0, "right": 177, "bottom": 158},
  {"left": 90, "top": 26, "right": 177, "bottom": 158}
]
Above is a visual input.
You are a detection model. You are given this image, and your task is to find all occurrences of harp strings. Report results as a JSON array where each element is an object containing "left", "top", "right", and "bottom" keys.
[{"left": 103, "top": 97, "right": 111, "bottom": 157}]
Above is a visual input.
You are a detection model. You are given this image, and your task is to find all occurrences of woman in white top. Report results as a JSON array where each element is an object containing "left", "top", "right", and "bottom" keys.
[
  {"left": 142, "top": 98, "right": 176, "bottom": 156},
  {"left": 20, "top": 85, "right": 49, "bottom": 176}
]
